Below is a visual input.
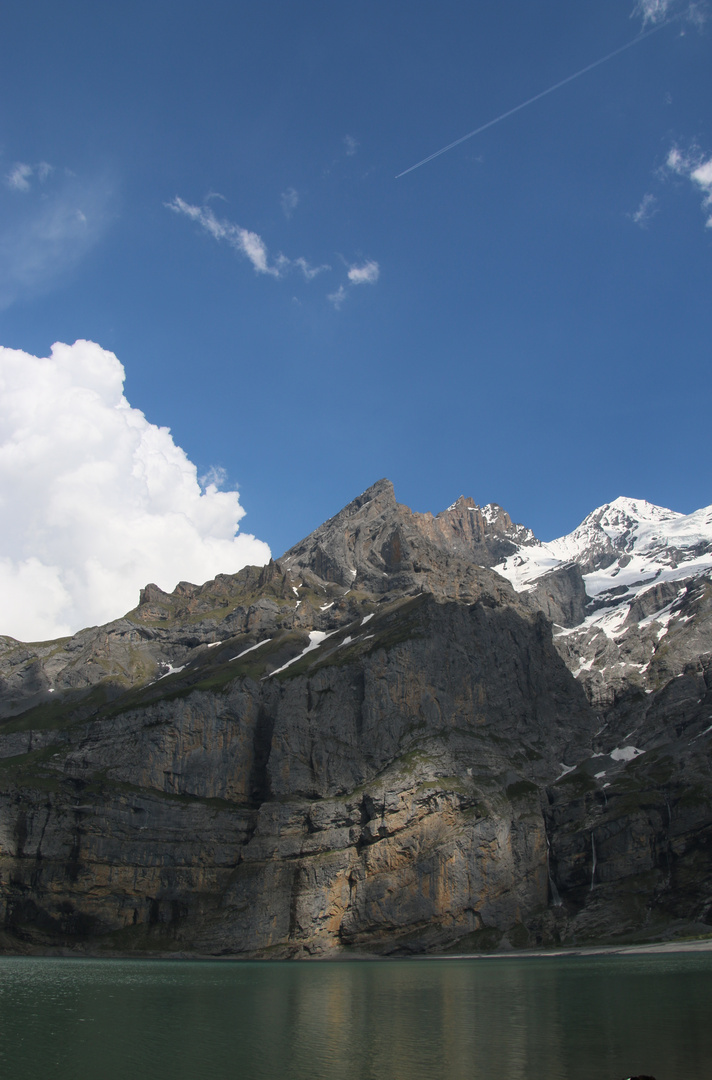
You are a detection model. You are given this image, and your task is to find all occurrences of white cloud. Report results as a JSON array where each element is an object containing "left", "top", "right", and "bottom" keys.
[
  {"left": 293, "top": 256, "right": 330, "bottom": 280},
  {"left": 632, "top": 192, "right": 659, "bottom": 226},
  {"left": 328, "top": 260, "right": 381, "bottom": 308},
  {"left": 199, "top": 464, "right": 228, "bottom": 490},
  {"left": 0, "top": 340, "right": 271, "bottom": 641},
  {"left": 667, "top": 144, "right": 712, "bottom": 226},
  {"left": 281, "top": 187, "right": 299, "bottom": 218},
  {"left": 5, "top": 161, "right": 54, "bottom": 191},
  {"left": 690, "top": 158, "right": 712, "bottom": 225},
  {"left": 0, "top": 164, "right": 112, "bottom": 309},
  {"left": 167, "top": 196, "right": 329, "bottom": 280},
  {"left": 633, "top": 0, "right": 709, "bottom": 27},
  {"left": 343, "top": 135, "right": 359, "bottom": 157},
  {"left": 633, "top": 0, "right": 674, "bottom": 24},
  {"left": 167, "top": 196, "right": 284, "bottom": 275},
  {"left": 635, "top": 0, "right": 708, "bottom": 27},
  {"left": 6, "top": 163, "right": 33, "bottom": 191},
  {"left": 347, "top": 260, "right": 380, "bottom": 285},
  {"left": 327, "top": 285, "right": 346, "bottom": 309}
]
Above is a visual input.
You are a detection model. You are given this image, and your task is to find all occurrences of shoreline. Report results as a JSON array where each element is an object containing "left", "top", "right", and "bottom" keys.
[
  {"left": 2, "top": 937, "right": 712, "bottom": 963},
  {"left": 436, "top": 937, "right": 712, "bottom": 961}
]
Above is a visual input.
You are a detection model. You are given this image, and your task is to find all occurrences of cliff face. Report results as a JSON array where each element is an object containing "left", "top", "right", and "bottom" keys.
[{"left": 1, "top": 481, "right": 711, "bottom": 956}]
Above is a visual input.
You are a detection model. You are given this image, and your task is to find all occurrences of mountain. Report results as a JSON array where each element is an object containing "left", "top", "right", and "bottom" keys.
[
  {"left": 493, "top": 495, "right": 712, "bottom": 707},
  {"left": 1, "top": 481, "right": 711, "bottom": 957}
]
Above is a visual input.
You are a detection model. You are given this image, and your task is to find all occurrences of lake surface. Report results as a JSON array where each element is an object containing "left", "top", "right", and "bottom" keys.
[{"left": 1, "top": 951, "right": 711, "bottom": 1080}]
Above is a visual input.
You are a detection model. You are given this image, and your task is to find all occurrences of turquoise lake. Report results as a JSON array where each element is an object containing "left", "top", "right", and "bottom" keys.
[{"left": 1, "top": 952, "right": 711, "bottom": 1079}]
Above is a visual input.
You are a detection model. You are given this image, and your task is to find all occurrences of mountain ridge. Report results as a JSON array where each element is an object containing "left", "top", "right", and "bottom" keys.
[{"left": 1, "top": 480, "right": 711, "bottom": 957}]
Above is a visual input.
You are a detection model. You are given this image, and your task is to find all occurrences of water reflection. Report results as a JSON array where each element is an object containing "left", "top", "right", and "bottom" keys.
[{"left": 1, "top": 953, "right": 711, "bottom": 1080}]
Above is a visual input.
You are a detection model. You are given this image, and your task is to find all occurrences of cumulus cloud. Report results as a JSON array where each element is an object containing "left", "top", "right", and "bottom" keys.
[
  {"left": 347, "top": 260, "right": 380, "bottom": 285},
  {"left": 667, "top": 144, "right": 712, "bottom": 226},
  {"left": 167, "top": 196, "right": 328, "bottom": 280},
  {"left": 0, "top": 340, "right": 270, "bottom": 641},
  {"left": 280, "top": 187, "right": 299, "bottom": 218},
  {"left": 0, "top": 163, "right": 112, "bottom": 309},
  {"left": 631, "top": 192, "right": 659, "bottom": 226}
]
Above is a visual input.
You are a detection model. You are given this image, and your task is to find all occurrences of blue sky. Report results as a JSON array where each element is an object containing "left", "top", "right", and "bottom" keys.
[{"left": 1, "top": 1, "right": 711, "bottom": 635}]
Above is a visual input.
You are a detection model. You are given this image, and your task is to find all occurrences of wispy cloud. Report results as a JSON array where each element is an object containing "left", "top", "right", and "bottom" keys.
[
  {"left": 691, "top": 159, "right": 712, "bottom": 225},
  {"left": 343, "top": 135, "right": 359, "bottom": 157},
  {"left": 633, "top": 0, "right": 709, "bottom": 28},
  {"left": 0, "top": 162, "right": 113, "bottom": 309},
  {"left": 348, "top": 260, "right": 380, "bottom": 285},
  {"left": 631, "top": 192, "right": 659, "bottom": 227},
  {"left": 167, "top": 196, "right": 330, "bottom": 280},
  {"left": 199, "top": 465, "right": 228, "bottom": 491},
  {"left": 667, "top": 145, "right": 712, "bottom": 226},
  {"left": 167, "top": 196, "right": 284, "bottom": 275},
  {"left": 294, "top": 256, "right": 330, "bottom": 280},
  {"left": 281, "top": 186, "right": 299, "bottom": 218},
  {"left": 328, "top": 285, "right": 346, "bottom": 309},
  {"left": 632, "top": 0, "right": 674, "bottom": 24},
  {"left": 6, "top": 163, "right": 33, "bottom": 191},
  {"left": 5, "top": 160, "right": 53, "bottom": 192}
]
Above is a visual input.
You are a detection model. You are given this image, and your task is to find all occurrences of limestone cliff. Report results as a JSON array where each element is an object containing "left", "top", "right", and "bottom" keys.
[{"left": 1, "top": 481, "right": 711, "bottom": 956}]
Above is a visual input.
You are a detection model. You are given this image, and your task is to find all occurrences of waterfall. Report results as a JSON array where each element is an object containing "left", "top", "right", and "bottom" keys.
[
  {"left": 545, "top": 830, "right": 563, "bottom": 907},
  {"left": 590, "top": 831, "right": 597, "bottom": 892}
]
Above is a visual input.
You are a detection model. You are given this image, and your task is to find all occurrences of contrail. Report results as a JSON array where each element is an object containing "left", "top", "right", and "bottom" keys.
[{"left": 395, "top": 15, "right": 681, "bottom": 179}]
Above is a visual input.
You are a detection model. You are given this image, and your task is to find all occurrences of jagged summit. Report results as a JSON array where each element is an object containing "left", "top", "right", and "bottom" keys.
[{"left": 280, "top": 480, "right": 535, "bottom": 597}]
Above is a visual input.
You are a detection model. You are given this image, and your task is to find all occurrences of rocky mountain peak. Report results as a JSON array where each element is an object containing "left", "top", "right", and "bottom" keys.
[{"left": 278, "top": 481, "right": 536, "bottom": 600}]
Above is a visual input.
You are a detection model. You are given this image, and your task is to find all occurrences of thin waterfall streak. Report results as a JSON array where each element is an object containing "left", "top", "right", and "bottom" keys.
[
  {"left": 590, "top": 832, "right": 597, "bottom": 892},
  {"left": 395, "top": 14, "right": 681, "bottom": 179},
  {"left": 546, "top": 830, "right": 563, "bottom": 907}
]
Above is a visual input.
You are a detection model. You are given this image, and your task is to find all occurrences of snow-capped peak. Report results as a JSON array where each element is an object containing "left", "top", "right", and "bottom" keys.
[{"left": 493, "top": 497, "right": 712, "bottom": 637}]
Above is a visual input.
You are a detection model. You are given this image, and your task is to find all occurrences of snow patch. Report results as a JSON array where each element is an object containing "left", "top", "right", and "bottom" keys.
[
  {"left": 230, "top": 638, "right": 271, "bottom": 661},
  {"left": 610, "top": 746, "right": 645, "bottom": 762},
  {"left": 265, "top": 630, "right": 336, "bottom": 678},
  {"left": 689, "top": 724, "right": 712, "bottom": 744},
  {"left": 157, "top": 664, "right": 185, "bottom": 680}
]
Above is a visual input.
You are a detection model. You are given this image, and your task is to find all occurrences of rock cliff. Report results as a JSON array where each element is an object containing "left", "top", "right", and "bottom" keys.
[{"left": 1, "top": 481, "right": 711, "bottom": 956}]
